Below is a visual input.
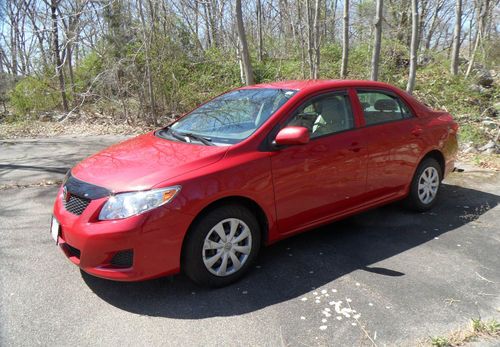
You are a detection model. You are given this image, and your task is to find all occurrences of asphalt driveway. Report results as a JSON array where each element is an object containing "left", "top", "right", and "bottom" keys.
[{"left": 1, "top": 136, "right": 499, "bottom": 346}]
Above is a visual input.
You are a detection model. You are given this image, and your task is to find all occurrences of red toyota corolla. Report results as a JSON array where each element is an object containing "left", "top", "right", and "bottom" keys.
[{"left": 51, "top": 80, "right": 458, "bottom": 287}]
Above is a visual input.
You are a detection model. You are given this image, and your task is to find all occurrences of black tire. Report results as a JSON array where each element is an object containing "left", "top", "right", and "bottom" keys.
[
  {"left": 182, "top": 204, "right": 261, "bottom": 287},
  {"left": 405, "top": 157, "right": 442, "bottom": 212}
]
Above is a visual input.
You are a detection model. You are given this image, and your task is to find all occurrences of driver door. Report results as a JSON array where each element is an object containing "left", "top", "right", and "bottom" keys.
[{"left": 270, "top": 91, "right": 367, "bottom": 235}]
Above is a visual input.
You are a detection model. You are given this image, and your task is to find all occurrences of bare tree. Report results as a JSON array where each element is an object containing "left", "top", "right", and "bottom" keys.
[
  {"left": 0, "top": 0, "right": 498, "bottom": 126},
  {"left": 235, "top": 0, "right": 254, "bottom": 85},
  {"left": 450, "top": 0, "right": 462, "bottom": 75},
  {"left": 330, "top": 0, "right": 339, "bottom": 43},
  {"left": 6, "top": 0, "right": 21, "bottom": 76},
  {"left": 424, "top": 0, "right": 445, "bottom": 50},
  {"left": 49, "top": 0, "right": 69, "bottom": 112},
  {"left": 340, "top": 0, "right": 348, "bottom": 78},
  {"left": 22, "top": 0, "right": 49, "bottom": 68},
  {"left": 466, "top": 0, "right": 490, "bottom": 77},
  {"left": 370, "top": 0, "right": 383, "bottom": 81},
  {"left": 312, "top": 0, "right": 321, "bottom": 79},
  {"left": 137, "top": 0, "right": 157, "bottom": 123},
  {"left": 305, "top": 0, "right": 321, "bottom": 79},
  {"left": 256, "top": 0, "right": 263, "bottom": 62},
  {"left": 406, "top": 0, "right": 418, "bottom": 93}
]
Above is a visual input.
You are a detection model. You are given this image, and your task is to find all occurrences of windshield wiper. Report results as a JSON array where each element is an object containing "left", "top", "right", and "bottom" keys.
[
  {"left": 183, "top": 132, "right": 215, "bottom": 146},
  {"left": 168, "top": 128, "right": 214, "bottom": 146},
  {"left": 168, "top": 128, "right": 187, "bottom": 142}
]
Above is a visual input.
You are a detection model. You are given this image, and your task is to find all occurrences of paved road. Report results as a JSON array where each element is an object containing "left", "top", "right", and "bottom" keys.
[
  {"left": 0, "top": 135, "right": 129, "bottom": 186},
  {"left": 1, "top": 136, "right": 499, "bottom": 346}
]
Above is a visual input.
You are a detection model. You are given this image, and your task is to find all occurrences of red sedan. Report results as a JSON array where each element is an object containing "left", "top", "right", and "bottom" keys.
[{"left": 51, "top": 80, "right": 458, "bottom": 287}]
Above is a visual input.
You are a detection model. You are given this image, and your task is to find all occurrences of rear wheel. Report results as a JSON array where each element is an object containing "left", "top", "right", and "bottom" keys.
[
  {"left": 183, "top": 205, "right": 261, "bottom": 287},
  {"left": 405, "top": 157, "right": 442, "bottom": 211}
]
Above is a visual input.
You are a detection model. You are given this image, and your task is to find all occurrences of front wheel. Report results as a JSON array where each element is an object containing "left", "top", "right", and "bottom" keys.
[
  {"left": 182, "top": 205, "right": 261, "bottom": 287},
  {"left": 405, "top": 157, "right": 442, "bottom": 212}
]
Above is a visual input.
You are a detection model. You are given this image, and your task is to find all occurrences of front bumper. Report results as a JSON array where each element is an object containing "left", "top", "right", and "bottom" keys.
[{"left": 53, "top": 186, "right": 191, "bottom": 281}]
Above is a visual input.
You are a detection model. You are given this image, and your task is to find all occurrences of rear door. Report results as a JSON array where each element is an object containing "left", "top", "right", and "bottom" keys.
[
  {"left": 270, "top": 90, "right": 367, "bottom": 235},
  {"left": 355, "top": 89, "right": 425, "bottom": 201}
]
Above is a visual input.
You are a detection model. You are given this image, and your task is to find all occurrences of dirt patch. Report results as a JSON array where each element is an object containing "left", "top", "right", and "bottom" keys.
[
  {"left": 0, "top": 179, "right": 62, "bottom": 190},
  {"left": 0, "top": 120, "right": 148, "bottom": 140},
  {"left": 457, "top": 152, "right": 500, "bottom": 171}
]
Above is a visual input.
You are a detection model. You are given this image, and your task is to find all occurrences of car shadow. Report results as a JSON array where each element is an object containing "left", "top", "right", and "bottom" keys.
[{"left": 82, "top": 183, "right": 499, "bottom": 319}]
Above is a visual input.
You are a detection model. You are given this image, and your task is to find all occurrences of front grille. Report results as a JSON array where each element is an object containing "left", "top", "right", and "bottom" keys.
[
  {"left": 64, "top": 243, "right": 81, "bottom": 259},
  {"left": 110, "top": 250, "right": 134, "bottom": 268},
  {"left": 64, "top": 195, "right": 91, "bottom": 215}
]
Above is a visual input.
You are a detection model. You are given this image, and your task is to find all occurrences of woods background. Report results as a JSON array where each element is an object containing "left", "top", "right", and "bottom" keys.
[{"left": 0, "top": 0, "right": 499, "bottom": 149}]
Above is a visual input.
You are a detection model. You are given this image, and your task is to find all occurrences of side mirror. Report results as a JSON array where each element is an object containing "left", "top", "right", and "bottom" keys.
[{"left": 274, "top": 126, "right": 310, "bottom": 146}]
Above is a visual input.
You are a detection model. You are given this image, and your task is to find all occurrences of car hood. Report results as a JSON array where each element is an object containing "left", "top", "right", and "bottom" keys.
[{"left": 71, "top": 132, "right": 228, "bottom": 192}]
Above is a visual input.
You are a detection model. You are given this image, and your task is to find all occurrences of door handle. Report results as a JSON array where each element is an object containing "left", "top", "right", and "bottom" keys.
[
  {"left": 412, "top": 127, "right": 423, "bottom": 136},
  {"left": 349, "top": 142, "right": 361, "bottom": 152}
]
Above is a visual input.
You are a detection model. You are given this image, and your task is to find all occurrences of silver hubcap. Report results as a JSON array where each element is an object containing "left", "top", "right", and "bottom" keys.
[
  {"left": 202, "top": 218, "right": 252, "bottom": 277},
  {"left": 418, "top": 167, "right": 439, "bottom": 204}
]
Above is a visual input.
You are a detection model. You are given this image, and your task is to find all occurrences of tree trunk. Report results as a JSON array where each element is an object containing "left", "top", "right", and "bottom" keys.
[
  {"left": 466, "top": 0, "right": 489, "bottom": 78},
  {"left": 137, "top": 0, "right": 157, "bottom": 124},
  {"left": 406, "top": 0, "right": 418, "bottom": 93},
  {"left": 340, "top": 0, "right": 349, "bottom": 78},
  {"left": 50, "top": 0, "right": 69, "bottom": 112},
  {"left": 305, "top": 0, "right": 314, "bottom": 78},
  {"left": 257, "top": 0, "right": 263, "bottom": 62},
  {"left": 18, "top": 13, "right": 27, "bottom": 75},
  {"left": 235, "top": 0, "right": 254, "bottom": 85},
  {"left": 0, "top": 49, "right": 4, "bottom": 73},
  {"left": 24, "top": 1, "right": 49, "bottom": 68},
  {"left": 370, "top": 0, "right": 383, "bottom": 81},
  {"left": 298, "top": 2, "right": 307, "bottom": 79},
  {"left": 9, "top": 5, "right": 18, "bottom": 76},
  {"left": 303, "top": 0, "right": 321, "bottom": 78},
  {"left": 208, "top": 1, "right": 218, "bottom": 48},
  {"left": 417, "top": 0, "right": 429, "bottom": 51},
  {"left": 331, "top": 0, "right": 339, "bottom": 42},
  {"left": 66, "top": 43, "right": 76, "bottom": 95},
  {"left": 312, "top": 0, "right": 321, "bottom": 79},
  {"left": 202, "top": 2, "right": 213, "bottom": 48},
  {"left": 424, "top": 0, "right": 444, "bottom": 50},
  {"left": 450, "top": 0, "right": 462, "bottom": 75}
]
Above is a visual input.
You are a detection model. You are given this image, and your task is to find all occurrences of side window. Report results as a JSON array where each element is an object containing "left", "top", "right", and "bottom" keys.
[
  {"left": 286, "top": 94, "right": 354, "bottom": 138},
  {"left": 357, "top": 91, "right": 412, "bottom": 126}
]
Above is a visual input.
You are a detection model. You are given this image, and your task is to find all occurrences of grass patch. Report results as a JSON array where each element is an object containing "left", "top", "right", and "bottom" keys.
[
  {"left": 428, "top": 318, "right": 500, "bottom": 346},
  {"left": 459, "top": 123, "right": 489, "bottom": 144},
  {"left": 430, "top": 336, "right": 451, "bottom": 347},
  {"left": 471, "top": 318, "right": 500, "bottom": 335}
]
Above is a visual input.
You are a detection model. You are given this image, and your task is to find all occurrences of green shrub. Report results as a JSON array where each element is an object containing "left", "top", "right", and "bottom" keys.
[
  {"left": 74, "top": 51, "right": 104, "bottom": 94},
  {"left": 9, "top": 76, "right": 60, "bottom": 116}
]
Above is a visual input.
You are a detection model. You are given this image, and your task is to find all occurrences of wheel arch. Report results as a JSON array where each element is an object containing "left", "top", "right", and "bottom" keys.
[
  {"left": 405, "top": 149, "right": 446, "bottom": 197},
  {"left": 421, "top": 149, "right": 445, "bottom": 178},
  {"left": 180, "top": 195, "right": 269, "bottom": 264}
]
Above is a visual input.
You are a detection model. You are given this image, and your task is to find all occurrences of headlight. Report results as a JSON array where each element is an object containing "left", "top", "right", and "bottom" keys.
[{"left": 98, "top": 186, "right": 181, "bottom": 220}]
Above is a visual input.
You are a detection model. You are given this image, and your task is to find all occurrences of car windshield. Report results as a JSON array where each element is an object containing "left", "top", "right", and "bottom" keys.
[{"left": 161, "top": 88, "right": 297, "bottom": 145}]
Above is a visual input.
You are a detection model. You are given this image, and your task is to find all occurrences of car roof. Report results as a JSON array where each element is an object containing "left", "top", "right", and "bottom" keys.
[
  {"left": 240, "top": 79, "right": 400, "bottom": 92},
  {"left": 239, "top": 79, "right": 430, "bottom": 115}
]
